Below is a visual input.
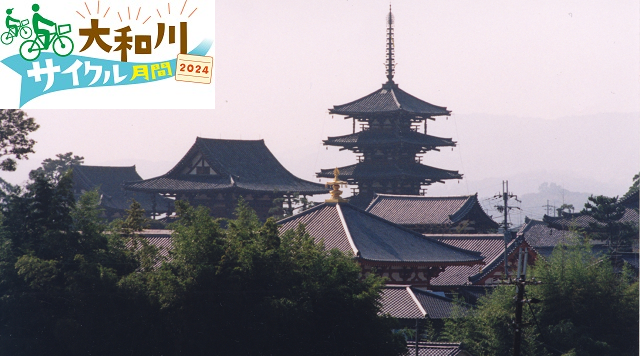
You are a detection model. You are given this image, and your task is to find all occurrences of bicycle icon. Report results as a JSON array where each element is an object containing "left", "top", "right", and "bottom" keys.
[
  {"left": 19, "top": 23, "right": 74, "bottom": 61},
  {"left": 1, "top": 19, "right": 32, "bottom": 45}
]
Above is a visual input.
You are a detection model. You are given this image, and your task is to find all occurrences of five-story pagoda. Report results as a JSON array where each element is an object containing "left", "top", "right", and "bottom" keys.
[{"left": 317, "top": 7, "right": 462, "bottom": 208}]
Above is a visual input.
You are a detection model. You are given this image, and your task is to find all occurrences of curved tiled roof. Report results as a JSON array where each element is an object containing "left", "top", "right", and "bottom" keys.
[
  {"left": 517, "top": 218, "right": 577, "bottom": 248},
  {"left": 323, "top": 130, "right": 455, "bottom": 150},
  {"left": 278, "top": 202, "right": 483, "bottom": 265},
  {"left": 365, "top": 194, "right": 498, "bottom": 229},
  {"left": 380, "top": 285, "right": 465, "bottom": 320},
  {"left": 72, "top": 165, "right": 172, "bottom": 213},
  {"left": 429, "top": 234, "right": 508, "bottom": 286},
  {"left": 317, "top": 163, "right": 462, "bottom": 182},
  {"left": 329, "top": 82, "right": 450, "bottom": 118},
  {"left": 124, "top": 138, "right": 327, "bottom": 195},
  {"left": 542, "top": 208, "right": 639, "bottom": 230}
]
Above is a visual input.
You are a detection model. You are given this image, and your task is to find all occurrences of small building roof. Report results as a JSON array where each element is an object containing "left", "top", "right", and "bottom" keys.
[
  {"left": 323, "top": 130, "right": 456, "bottom": 151},
  {"left": 428, "top": 234, "right": 527, "bottom": 286},
  {"left": 542, "top": 208, "right": 638, "bottom": 231},
  {"left": 380, "top": 285, "right": 465, "bottom": 320},
  {"left": 517, "top": 217, "right": 609, "bottom": 260},
  {"left": 329, "top": 81, "right": 450, "bottom": 119},
  {"left": 366, "top": 194, "right": 498, "bottom": 229},
  {"left": 124, "top": 138, "right": 327, "bottom": 195},
  {"left": 404, "top": 342, "right": 472, "bottom": 356},
  {"left": 317, "top": 163, "right": 462, "bottom": 183},
  {"left": 71, "top": 165, "right": 171, "bottom": 214},
  {"left": 278, "top": 202, "right": 483, "bottom": 265}
]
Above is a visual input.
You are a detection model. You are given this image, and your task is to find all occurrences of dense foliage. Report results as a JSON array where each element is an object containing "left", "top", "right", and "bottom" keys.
[
  {"left": 0, "top": 109, "right": 39, "bottom": 171},
  {"left": 581, "top": 195, "right": 637, "bottom": 253},
  {"left": 0, "top": 175, "right": 405, "bottom": 356},
  {"left": 443, "top": 238, "right": 639, "bottom": 356},
  {"left": 29, "top": 152, "right": 84, "bottom": 182}
]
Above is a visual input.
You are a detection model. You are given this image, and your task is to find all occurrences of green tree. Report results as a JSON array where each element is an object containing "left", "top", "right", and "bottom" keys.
[
  {"left": 622, "top": 172, "right": 639, "bottom": 200},
  {"left": 0, "top": 109, "right": 39, "bottom": 171},
  {"left": 556, "top": 203, "right": 575, "bottom": 216},
  {"left": 532, "top": 241, "right": 639, "bottom": 356},
  {"left": 29, "top": 151, "right": 84, "bottom": 182},
  {"left": 149, "top": 199, "right": 406, "bottom": 355},
  {"left": 581, "top": 195, "right": 637, "bottom": 253},
  {"left": 442, "top": 238, "right": 639, "bottom": 356},
  {"left": 0, "top": 172, "right": 161, "bottom": 356}
]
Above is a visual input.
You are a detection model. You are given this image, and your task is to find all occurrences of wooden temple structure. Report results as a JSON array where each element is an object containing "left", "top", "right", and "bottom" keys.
[
  {"left": 317, "top": 7, "right": 461, "bottom": 208},
  {"left": 365, "top": 194, "right": 499, "bottom": 234},
  {"left": 278, "top": 170, "right": 483, "bottom": 288},
  {"left": 123, "top": 137, "right": 328, "bottom": 220}
]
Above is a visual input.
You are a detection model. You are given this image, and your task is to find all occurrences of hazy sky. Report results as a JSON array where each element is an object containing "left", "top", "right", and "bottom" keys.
[{"left": 3, "top": 1, "right": 639, "bottom": 207}]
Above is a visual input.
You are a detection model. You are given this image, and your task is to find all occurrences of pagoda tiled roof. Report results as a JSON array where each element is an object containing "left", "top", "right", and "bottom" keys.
[
  {"left": 428, "top": 234, "right": 523, "bottom": 286},
  {"left": 380, "top": 285, "right": 465, "bottom": 320},
  {"left": 317, "top": 163, "right": 462, "bottom": 182},
  {"left": 124, "top": 138, "right": 327, "bottom": 195},
  {"left": 329, "top": 81, "right": 450, "bottom": 118},
  {"left": 365, "top": 194, "right": 498, "bottom": 229},
  {"left": 278, "top": 202, "right": 483, "bottom": 265},
  {"left": 71, "top": 165, "right": 171, "bottom": 213},
  {"left": 323, "top": 130, "right": 455, "bottom": 150}
]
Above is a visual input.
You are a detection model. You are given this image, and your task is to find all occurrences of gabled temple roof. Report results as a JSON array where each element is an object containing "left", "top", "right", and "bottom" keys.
[
  {"left": 71, "top": 165, "right": 170, "bottom": 214},
  {"left": 365, "top": 194, "right": 498, "bottom": 229},
  {"left": 323, "top": 130, "right": 456, "bottom": 150},
  {"left": 278, "top": 202, "right": 482, "bottom": 265},
  {"left": 428, "top": 234, "right": 526, "bottom": 286},
  {"left": 317, "top": 163, "right": 462, "bottom": 183},
  {"left": 517, "top": 218, "right": 576, "bottom": 249},
  {"left": 124, "top": 138, "right": 327, "bottom": 195},
  {"left": 329, "top": 82, "right": 450, "bottom": 119},
  {"left": 518, "top": 217, "right": 611, "bottom": 260},
  {"left": 380, "top": 285, "right": 465, "bottom": 320}
]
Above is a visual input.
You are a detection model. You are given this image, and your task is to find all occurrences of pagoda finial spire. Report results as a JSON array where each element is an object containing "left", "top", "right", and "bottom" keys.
[
  {"left": 385, "top": 5, "right": 395, "bottom": 83},
  {"left": 325, "top": 167, "right": 348, "bottom": 203}
]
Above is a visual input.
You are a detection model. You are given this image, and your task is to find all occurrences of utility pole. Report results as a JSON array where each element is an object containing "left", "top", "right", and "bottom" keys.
[
  {"left": 494, "top": 181, "right": 520, "bottom": 279},
  {"left": 513, "top": 248, "right": 528, "bottom": 356},
  {"left": 415, "top": 318, "right": 419, "bottom": 356},
  {"left": 542, "top": 200, "right": 554, "bottom": 216}
]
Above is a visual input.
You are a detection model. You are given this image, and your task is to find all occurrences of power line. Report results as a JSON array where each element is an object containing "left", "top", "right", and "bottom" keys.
[{"left": 494, "top": 180, "right": 521, "bottom": 279}]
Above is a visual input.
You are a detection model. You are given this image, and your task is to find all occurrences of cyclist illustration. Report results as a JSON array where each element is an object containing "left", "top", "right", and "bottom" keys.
[
  {"left": 1, "top": 8, "right": 32, "bottom": 45},
  {"left": 5, "top": 9, "right": 18, "bottom": 36},
  {"left": 31, "top": 4, "right": 53, "bottom": 49},
  {"left": 19, "top": 4, "right": 74, "bottom": 61}
]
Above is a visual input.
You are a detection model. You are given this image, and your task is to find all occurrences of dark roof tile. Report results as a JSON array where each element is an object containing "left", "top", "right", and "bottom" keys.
[
  {"left": 317, "top": 163, "right": 462, "bottom": 182},
  {"left": 125, "top": 138, "right": 327, "bottom": 195},
  {"left": 380, "top": 286, "right": 465, "bottom": 320},
  {"left": 404, "top": 342, "right": 470, "bottom": 356},
  {"left": 278, "top": 203, "right": 483, "bottom": 265},
  {"left": 72, "top": 165, "right": 171, "bottom": 213},
  {"left": 365, "top": 194, "right": 499, "bottom": 232},
  {"left": 330, "top": 82, "right": 450, "bottom": 118},
  {"left": 324, "top": 130, "right": 455, "bottom": 149}
]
